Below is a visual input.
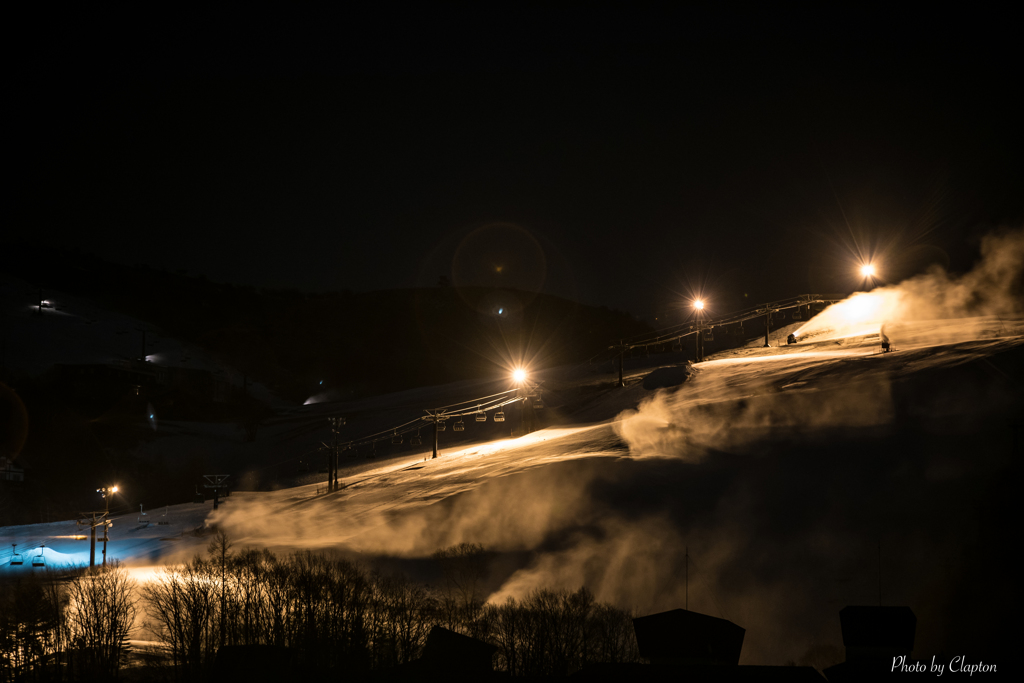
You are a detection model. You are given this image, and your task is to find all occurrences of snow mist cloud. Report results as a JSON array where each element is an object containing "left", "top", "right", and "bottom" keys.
[{"left": 794, "top": 228, "right": 1024, "bottom": 344}]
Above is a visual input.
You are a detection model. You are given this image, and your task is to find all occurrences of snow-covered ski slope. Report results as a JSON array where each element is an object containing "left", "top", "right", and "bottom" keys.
[
  {"left": 4, "top": 312, "right": 1020, "bottom": 566},
  {"left": 3, "top": 304, "right": 1022, "bottom": 665}
]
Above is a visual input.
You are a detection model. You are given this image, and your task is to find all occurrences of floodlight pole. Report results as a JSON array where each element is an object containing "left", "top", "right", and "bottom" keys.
[
  {"left": 101, "top": 520, "right": 111, "bottom": 566},
  {"left": 763, "top": 309, "right": 771, "bottom": 348}
]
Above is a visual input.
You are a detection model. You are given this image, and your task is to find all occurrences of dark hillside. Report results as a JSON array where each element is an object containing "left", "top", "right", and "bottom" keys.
[{"left": 1, "top": 246, "right": 651, "bottom": 401}]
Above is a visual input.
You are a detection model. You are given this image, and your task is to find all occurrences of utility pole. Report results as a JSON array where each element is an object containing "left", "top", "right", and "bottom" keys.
[
  {"left": 763, "top": 309, "right": 772, "bottom": 348},
  {"left": 328, "top": 417, "right": 345, "bottom": 491}
]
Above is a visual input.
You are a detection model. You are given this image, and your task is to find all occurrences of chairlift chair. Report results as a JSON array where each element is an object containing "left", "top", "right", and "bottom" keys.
[
  {"left": 436, "top": 420, "right": 446, "bottom": 432},
  {"left": 453, "top": 418, "right": 465, "bottom": 432},
  {"left": 672, "top": 338, "right": 682, "bottom": 352},
  {"left": 702, "top": 328, "right": 714, "bottom": 341},
  {"left": 411, "top": 431, "right": 423, "bottom": 446},
  {"left": 793, "top": 306, "right": 803, "bottom": 320},
  {"left": 533, "top": 394, "right": 544, "bottom": 409},
  {"left": 475, "top": 412, "right": 486, "bottom": 422},
  {"left": 392, "top": 431, "right": 403, "bottom": 445},
  {"left": 9, "top": 544, "right": 23, "bottom": 566},
  {"left": 33, "top": 545, "right": 45, "bottom": 567},
  {"left": 494, "top": 410, "right": 505, "bottom": 422}
]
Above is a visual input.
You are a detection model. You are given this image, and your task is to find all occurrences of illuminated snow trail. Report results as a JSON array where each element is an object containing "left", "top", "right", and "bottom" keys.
[{"left": 6, "top": 315, "right": 1016, "bottom": 571}]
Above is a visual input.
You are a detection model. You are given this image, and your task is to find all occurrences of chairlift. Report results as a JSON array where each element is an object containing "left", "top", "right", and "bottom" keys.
[
  {"left": 453, "top": 418, "right": 465, "bottom": 432},
  {"left": 366, "top": 442, "right": 377, "bottom": 459},
  {"left": 392, "top": 431, "right": 403, "bottom": 445},
  {"left": 672, "top": 338, "right": 683, "bottom": 352},
  {"left": 793, "top": 306, "right": 803, "bottom": 320},
  {"left": 494, "top": 411, "right": 506, "bottom": 422},
  {"left": 533, "top": 394, "right": 544, "bottom": 410},
  {"left": 475, "top": 412, "right": 486, "bottom": 422},
  {"left": 33, "top": 545, "right": 45, "bottom": 567},
  {"left": 9, "top": 544, "right": 23, "bottom": 566},
  {"left": 411, "top": 431, "right": 422, "bottom": 446},
  {"left": 437, "top": 420, "right": 446, "bottom": 432},
  {"left": 702, "top": 328, "right": 714, "bottom": 342}
]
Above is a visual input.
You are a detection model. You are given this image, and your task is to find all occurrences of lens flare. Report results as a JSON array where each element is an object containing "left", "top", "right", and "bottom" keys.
[
  {"left": 860, "top": 264, "right": 876, "bottom": 277},
  {"left": 513, "top": 368, "right": 527, "bottom": 383},
  {"left": 693, "top": 300, "right": 705, "bottom": 310}
]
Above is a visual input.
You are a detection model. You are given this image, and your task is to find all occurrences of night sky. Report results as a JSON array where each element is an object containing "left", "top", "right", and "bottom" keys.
[{"left": 11, "top": 7, "right": 1022, "bottom": 321}]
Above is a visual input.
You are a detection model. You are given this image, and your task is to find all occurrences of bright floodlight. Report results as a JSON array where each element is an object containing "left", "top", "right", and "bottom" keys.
[
  {"left": 693, "top": 300, "right": 705, "bottom": 310},
  {"left": 513, "top": 368, "right": 527, "bottom": 383},
  {"left": 112, "top": 486, "right": 119, "bottom": 493},
  {"left": 860, "top": 264, "right": 876, "bottom": 277}
]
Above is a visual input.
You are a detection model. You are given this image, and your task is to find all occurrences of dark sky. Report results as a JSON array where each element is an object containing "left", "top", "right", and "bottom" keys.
[{"left": 11, "top": 7, "right": 1023, "bottom": 321}]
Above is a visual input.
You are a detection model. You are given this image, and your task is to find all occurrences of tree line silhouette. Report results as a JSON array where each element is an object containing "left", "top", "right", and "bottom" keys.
[{"left": 1, "top": 534, "right": 638, "bottom": 681}]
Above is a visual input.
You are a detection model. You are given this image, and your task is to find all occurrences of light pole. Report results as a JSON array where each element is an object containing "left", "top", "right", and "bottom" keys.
[
  {"left": 513, "top": 368, "right": 528, "bottom": 436},
  {"left": 96, "top": 486, "right": 119, "bottom": 566},
  {"left": 692, "top": 300, "right": 705, "bottom": 362}
]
